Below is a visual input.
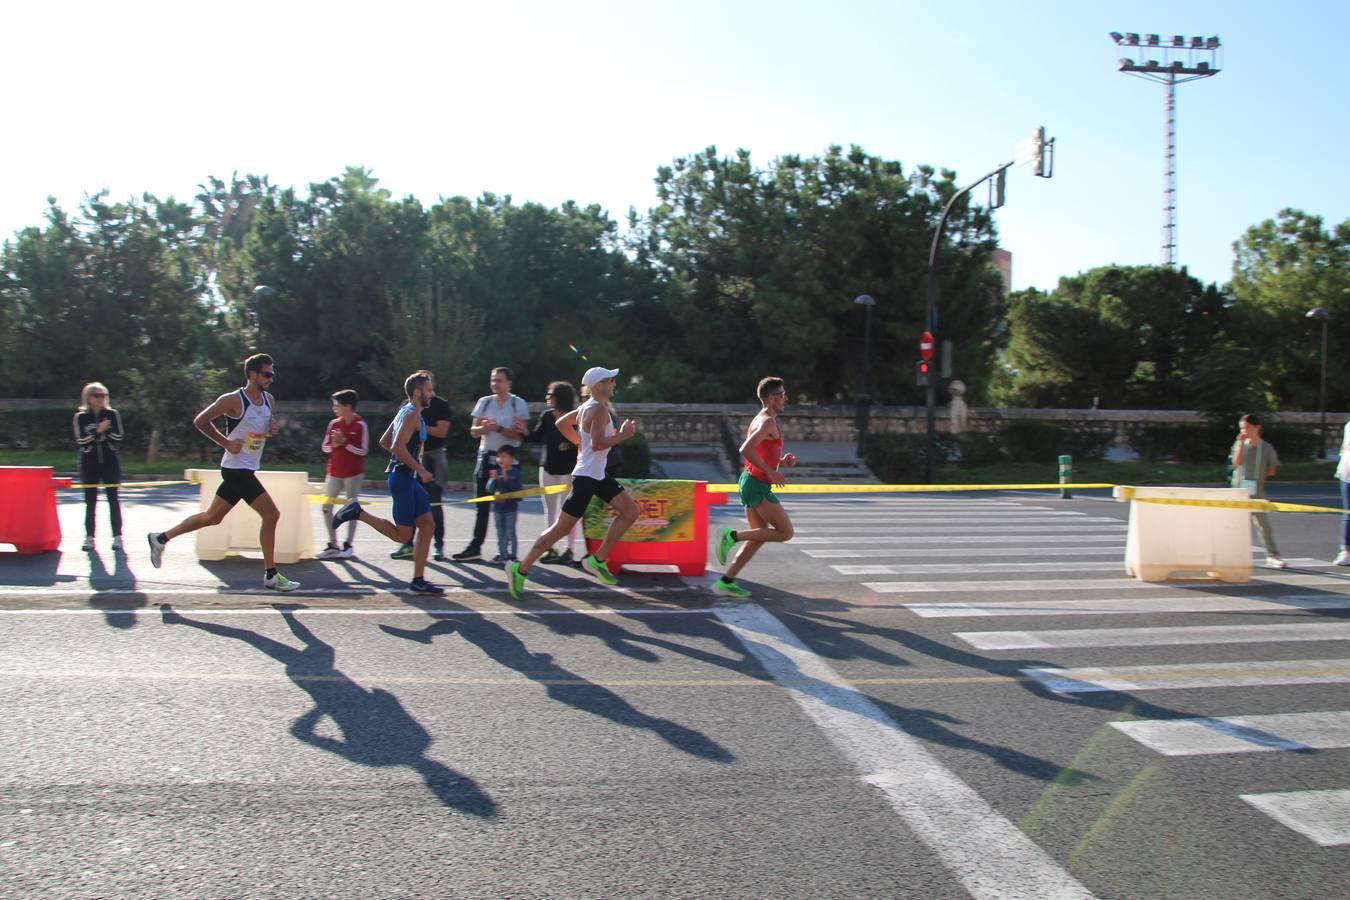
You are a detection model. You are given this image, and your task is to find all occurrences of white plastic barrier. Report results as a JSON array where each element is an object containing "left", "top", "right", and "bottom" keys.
[
  {"left": 184, "top": 469, "right": 316, "bottom": 564},
  {"left": 1113, "top": 485, "right": 1253, "bottom": 583}
]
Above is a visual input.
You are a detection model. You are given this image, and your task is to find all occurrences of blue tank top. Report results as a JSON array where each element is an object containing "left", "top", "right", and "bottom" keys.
[{"left": 386, "top": 402, "right": 427, "bottom": 475}]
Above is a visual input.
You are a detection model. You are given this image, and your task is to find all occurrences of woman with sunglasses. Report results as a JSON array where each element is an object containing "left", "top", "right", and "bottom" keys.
[{"left": 73, "top": 382, "right": 125, "bottom": 551}]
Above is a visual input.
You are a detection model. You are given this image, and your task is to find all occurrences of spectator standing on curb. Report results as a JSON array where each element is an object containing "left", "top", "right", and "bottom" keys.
[
  {"left": 452, "top": 366, "right": 528, "bottom": 561},
  {"left": 73, "top": 381, "right": 125, "bottom": 552},
  {"left": 1232, "top": 412, "right": 1283, "bottom": 569},
  {"left": 526, "top": 380, "right": 581, "bottom": 563},
  {"left": 486, "top": 444, "right": 523, "bottom": 562},
  {"left": 392, "top": 372, "right": 451, "bottom": 562},
  {"left": 1335, "top": 418, "right": 1350, "bottom": 566},
  {"left": 317, "top": 389, "right": 368, "bottom": 559}
]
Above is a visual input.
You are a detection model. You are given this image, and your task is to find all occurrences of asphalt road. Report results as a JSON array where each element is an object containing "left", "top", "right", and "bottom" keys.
[{"left": 1, "top": 482, "right": 1348, "bottom": 898}]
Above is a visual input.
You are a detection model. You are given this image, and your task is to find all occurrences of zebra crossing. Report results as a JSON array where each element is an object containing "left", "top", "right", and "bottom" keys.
[{"left": 719, "top": 494, "right": 1350, "bottom": 849}]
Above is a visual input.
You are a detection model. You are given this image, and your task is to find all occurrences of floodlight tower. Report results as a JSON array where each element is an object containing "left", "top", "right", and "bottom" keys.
[{"left": 1110, "top": 32, "right": 1221, "bottom": 267}]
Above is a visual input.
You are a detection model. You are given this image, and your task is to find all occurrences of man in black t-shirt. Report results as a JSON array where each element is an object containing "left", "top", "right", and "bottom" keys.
[{"left": 392, "top": 372, "right": 452, "bottom": 562}]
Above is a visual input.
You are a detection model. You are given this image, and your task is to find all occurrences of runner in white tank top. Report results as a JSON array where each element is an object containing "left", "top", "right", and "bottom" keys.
[
  {"left": 221, "top": 388, "right": 271, "bottom": 470},
  {"left": 508, "top": 366, "right": 640, "bottom": 599},
  {"left": 571, "top": 396, "right": 614, "bottom": 480},
  {"left": 147, "top": 353, "right": 300, "bottom": 592}
]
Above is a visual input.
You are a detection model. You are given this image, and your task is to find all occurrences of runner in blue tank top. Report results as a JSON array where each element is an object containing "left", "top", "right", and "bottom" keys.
[
  {"left": 331, "top": 372, "right": 444, "bottom": 594},
  {"left": 146, "top": 353, "right": 300, "bottom": 592}
]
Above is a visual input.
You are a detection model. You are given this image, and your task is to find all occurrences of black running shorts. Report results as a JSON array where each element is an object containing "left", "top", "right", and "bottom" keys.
[
  {"left": 561, "top": 475, "right": 625, "bottom": 519},
  {"left": 216, "top": 468, "right": 266, "bottom": 506}
]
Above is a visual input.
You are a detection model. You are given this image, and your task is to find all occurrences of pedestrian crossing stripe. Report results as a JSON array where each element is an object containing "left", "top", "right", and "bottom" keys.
[
  {"left": 1021, "top": 658, "right": 1350, "bottom": 693},
  {"left": 1240, "top": 790, "right": 1350, "bottom": 847},
  {"left": 903, "top": 594, "right": 1350, "bottom": 618},
  {"left": 957, "top": 622, "right": 1350, "bottom": 651},
  {"left": 1111, "top": 711, "right": 1350, "bottom": 756}
]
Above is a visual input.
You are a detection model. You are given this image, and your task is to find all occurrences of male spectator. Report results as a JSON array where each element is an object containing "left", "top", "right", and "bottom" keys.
[{"left": 452, "top": 366, "right": 528, "bottom": 561}]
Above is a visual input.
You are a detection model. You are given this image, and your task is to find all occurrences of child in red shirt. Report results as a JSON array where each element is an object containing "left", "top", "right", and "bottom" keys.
[{"left": 318, "top": 389, "right": 369, "bottom": 558}]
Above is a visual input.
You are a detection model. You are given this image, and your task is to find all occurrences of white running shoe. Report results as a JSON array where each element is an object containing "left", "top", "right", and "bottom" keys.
[
  {"left": 1267, "top": 556, "right": 1286, "bottom": 569},
  {"left": 265, "top": 572, "right": 301, "bottom": 592},
  {"left": 147, "top": 532, "right": 166, "bottom": 568},
  {"left": 1335, "top": 550, "right": 1350, "bottom": 567}
]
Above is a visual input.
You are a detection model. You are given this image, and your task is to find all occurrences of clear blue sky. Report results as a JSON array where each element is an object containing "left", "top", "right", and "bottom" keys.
[{"left": 3, "top": 0, "right": 1345, "bottom": 293}]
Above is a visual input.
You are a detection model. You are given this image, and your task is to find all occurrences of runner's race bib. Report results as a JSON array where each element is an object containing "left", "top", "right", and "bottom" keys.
[{"left": 245, "top": 432, "right": 267, "bottom": 451}]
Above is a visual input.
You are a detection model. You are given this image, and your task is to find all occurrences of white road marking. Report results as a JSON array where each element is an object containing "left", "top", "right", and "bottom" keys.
[
  {"left": 864, "top": 573, "right": 1343, "bottom": 593},
  {"left": 957, "top": 622, "right": 1350, "bottom": 650},
  {"left": 791, "top": 516, "right": 1123, "bottom": 525},
  {"left": 714, "top": 604, "right": 1095, "bottom": 900},
  {"left": 1021, "top": 658, "right": 1350, "bottom": 693},
  {"left": 1112, "top": 711, "right": 1350, "bottom": 756},
  {"left": 903, "top": 594, "right": 1350, "bottom": 618},
  {"left": 837, "top": 562, "right": 1123, "bottom": 575},
  {"left": 805, "top": 547, "right": 1122, "bottom": 559},
  {"left": 798, "top": 525, "right": 1125, "bottom": 535},
  {"left": 792, "top": 534, "right": 1126, "bottom": 545},
  {"left": 1240, "top": 790, "right": 1350, "bottom": 846}
]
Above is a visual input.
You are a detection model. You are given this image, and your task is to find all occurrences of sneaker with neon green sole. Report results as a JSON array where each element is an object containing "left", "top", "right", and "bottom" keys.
[
  {"left": 712, "top": 577, "right": 751, "bottom": 598},
  {"left": 265, "top": 572, "right": 301, "bottom": 592},
  {"left": 507, "top": 561, "right": 527, "bottom": 600},
  {"left": 582, "top": 554, "right": 618, "bottom": 586},
  {"left": 715, "top": 527, "right": 736, "bottom": 567}
]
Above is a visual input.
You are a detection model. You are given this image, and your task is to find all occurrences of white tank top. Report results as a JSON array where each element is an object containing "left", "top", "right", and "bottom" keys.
[
  {"left": 572, "top": 398, "right": 614, "bottom": 480},
  {"left": 221, "top": 389, "right": 271, "bottom": 471}
]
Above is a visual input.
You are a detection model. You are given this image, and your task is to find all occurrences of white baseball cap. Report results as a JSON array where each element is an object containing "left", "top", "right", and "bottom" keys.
[{"left": 582, "top": 366, "right": 620, "bottom": 387}]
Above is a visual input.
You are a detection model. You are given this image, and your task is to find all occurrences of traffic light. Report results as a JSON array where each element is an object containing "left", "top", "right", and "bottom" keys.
[{"left": 916, "top": 359, "right": 931, "bottom": 387}]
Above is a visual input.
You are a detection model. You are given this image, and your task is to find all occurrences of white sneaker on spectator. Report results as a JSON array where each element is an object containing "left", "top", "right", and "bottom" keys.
[
  {"left": 316, "top": 544, "right": 344, "bottom": 560},
  {"left": 1267, "top": 556, "right": 1286, "bottom": 569},
  {"left": 1336, "top": 550, "right": 1350, "bottom": 567}
]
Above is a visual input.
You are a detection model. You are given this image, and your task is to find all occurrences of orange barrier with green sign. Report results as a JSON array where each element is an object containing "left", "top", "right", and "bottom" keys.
[{"left": 584, "top": 479, "right": 727, "bottom": 575}]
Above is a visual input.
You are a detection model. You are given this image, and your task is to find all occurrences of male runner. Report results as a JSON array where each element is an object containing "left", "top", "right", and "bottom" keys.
[
  {"left": 331, "top": 372, "right": 445, "bottom": 594},
  {"left": 392, "top": 371, "right": 451, "bottom": 561},
  {"left": 147, "top": 353, "right": 300, "bottom": 592},
  {"left": 713, "top": 376, "right": 797, "bottom": 597},
  {"left": 508, "top": 366, "right": 638, "bottom": 599}
]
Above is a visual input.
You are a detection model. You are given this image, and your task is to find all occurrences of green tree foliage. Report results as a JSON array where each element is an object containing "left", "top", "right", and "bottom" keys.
[
  {"left": 1229, "top": 209, "right": 1350, "bottom": 411},
  {"left": 995, "top": 265, "right": 1229, "bottom": 409},
  {"left": 0, "top": 193, "right": 216, "bottom": 400},
  {"left": 628, "top": 146, "right": 1006, "bottom": 403}
]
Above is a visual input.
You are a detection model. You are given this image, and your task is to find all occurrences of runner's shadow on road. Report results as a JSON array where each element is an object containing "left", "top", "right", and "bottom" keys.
[
  {"left": 159, "top": 603, "right": 496, "bottom": 816},
  {"left": 379, "top": 602, "right": 735, "bottom": 764}
]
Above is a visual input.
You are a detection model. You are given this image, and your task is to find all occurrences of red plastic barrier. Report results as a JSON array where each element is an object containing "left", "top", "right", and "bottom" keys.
[
  {"left": 0, "top": 467, "right": 72, "bottom": 554},
  {"left": 585, "top": 480, "right": 729, "bottom": 576}
]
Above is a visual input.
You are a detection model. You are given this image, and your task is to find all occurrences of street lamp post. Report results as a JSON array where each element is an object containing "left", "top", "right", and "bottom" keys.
[
  {"left": 1307, "top": 307, "right": 1330, "bottom": 458},
  {"left": 854, "top": 294, "right": 876, "bottom": 458},
  {"left": 251, "top": 284, "right": 276, "bottom": 348}
]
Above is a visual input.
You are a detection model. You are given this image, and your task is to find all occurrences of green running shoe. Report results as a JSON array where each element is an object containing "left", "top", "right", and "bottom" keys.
[
  {"left": 507, "top": 561, "right": 527, "bottom": 601},
  {"left": 712, "top": 577, "right": 751, "bottom": 598},
  {"left": 582, "top": 554, "right": 618, "bottom": 586},
  {"left": 715, "top": 527, "right": 736, "bottom": 567}
]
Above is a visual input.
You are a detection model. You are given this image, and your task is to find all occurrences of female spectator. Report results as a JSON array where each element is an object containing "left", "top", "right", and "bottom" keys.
[
  {"left": 527, "top": 380, "right": 582, "bottom": 563},
  {"left": 73, "top": 381, "right": 124, "bottom": 551},
  {"left": 1336, "top": 419, "right": 1350, "bottom": 566}
]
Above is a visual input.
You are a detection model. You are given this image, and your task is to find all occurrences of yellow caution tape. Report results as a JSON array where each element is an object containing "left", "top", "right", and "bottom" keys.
[{"left": 305, "top": 483, "right": 571, "bottom": 505}]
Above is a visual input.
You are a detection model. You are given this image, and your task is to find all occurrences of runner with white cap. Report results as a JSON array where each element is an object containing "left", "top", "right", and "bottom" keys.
[{"left": 508, "top": 366, "right": 638, "bottom": 599}]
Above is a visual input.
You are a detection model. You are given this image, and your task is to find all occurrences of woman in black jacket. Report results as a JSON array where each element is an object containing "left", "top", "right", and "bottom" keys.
[
  {"left": 527, "top": 380, "right": 581, "bottom": 563},
  {"left": 73, "top": 382, "right": 124, "bottom": 551}
]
